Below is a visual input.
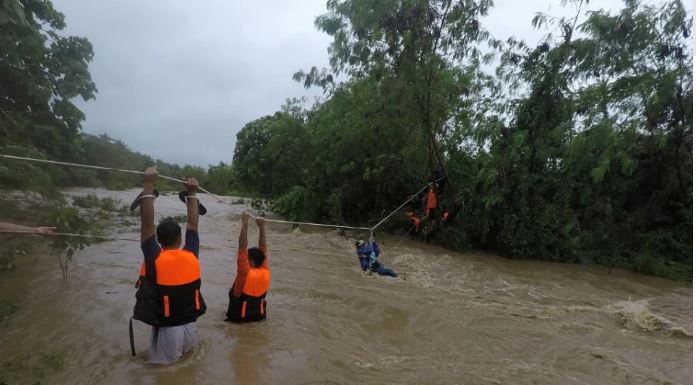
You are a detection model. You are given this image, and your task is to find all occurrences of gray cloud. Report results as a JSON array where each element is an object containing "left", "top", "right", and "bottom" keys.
[
  {"left": 55, "top": 0, "right": 330, "bottom": 166},
  {"left": 53, "top": 0, "right": 689, "bottom": 166}
]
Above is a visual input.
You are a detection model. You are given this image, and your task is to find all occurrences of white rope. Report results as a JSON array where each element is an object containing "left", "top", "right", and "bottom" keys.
[
  {"left": 0, "top": 154, "right": 371, "bottom": 231},
  {"left": 0, "top": 230, "right": 346, "bottom": 257},
  {"left": 1, "top": 154, "right": 441, "bottom": 232}
]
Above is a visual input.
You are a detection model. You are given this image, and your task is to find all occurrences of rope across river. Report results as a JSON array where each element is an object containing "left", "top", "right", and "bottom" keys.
[
  {"left": 0, "top": 230, "right": 347, "bottom": 258},
  {"left": 0, "top": 154, "right": 434, "bottom": 233}
]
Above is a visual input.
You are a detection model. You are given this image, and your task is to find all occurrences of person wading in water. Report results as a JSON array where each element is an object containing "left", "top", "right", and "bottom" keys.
[
  {"left": 226, "top": 212, "right": 271, "bottom": 323},
  {"left": 132, "top": 166, "right": 206, "bottom": 364}
]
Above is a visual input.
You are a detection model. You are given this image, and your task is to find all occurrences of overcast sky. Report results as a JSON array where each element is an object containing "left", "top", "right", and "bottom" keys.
[{"left": 53, "top": 0, "right": 688, "bottom": 167}]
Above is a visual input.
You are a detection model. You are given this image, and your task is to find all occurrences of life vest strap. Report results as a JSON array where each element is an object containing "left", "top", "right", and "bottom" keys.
[{"left": 129, "top": 317, "right": 136, "bottom": 357}]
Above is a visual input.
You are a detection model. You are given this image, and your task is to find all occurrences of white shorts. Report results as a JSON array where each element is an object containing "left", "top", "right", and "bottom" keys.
[{"left": 148, "top": 322, "right": 198, "bottom": 364}]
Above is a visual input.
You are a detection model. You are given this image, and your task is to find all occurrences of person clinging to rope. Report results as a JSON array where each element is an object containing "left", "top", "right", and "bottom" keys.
[
  {"left": 440, "top": 206, "right": 450, "bottom": 226},
  {"left": 226, "top": 212, "right": 270, "bottom": 323},
  {"left": 405, "top": 211, "right": 421, "bottom": 238},
  {"left": 131, "top": 166, "right": 207, "bottom": 364},
  {"left": 0, "top": 222, "right": 56, "bottom": 235},
  {"left": 424, "top": 182, "right": 438, "bottom": 219},
  {"left": 355, "top": 234, "right": 397, "bottom": 278}
]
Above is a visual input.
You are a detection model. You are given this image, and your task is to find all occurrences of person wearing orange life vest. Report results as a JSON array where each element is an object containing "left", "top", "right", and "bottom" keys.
[
  {"left": 132, "top": 166, "right": 206, "bottom": 364},
  {"left": 424, "top": 182, "right": 438, "bottom": 218},
  {"left": 406, "top": 211, "right": 421, "bottom": 237},
  {"left": 226, "top": 212, "right": 270, "bottom": 323}
]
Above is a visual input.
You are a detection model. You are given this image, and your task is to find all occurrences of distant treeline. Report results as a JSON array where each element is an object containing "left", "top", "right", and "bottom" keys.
[{"left": 0, "top": 132, "right": 235, "bottom": 194}]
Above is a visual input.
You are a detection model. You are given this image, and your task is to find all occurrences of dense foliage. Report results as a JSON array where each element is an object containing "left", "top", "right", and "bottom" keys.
[
  {"left": 0, "top": 0, "right": 691, "bottom": 280},
  {"left": 0, "top": 0, "right": 96, "bottom": 159},
  {"left": 232, "top": 0, "right": 692, "bottom": 280}
]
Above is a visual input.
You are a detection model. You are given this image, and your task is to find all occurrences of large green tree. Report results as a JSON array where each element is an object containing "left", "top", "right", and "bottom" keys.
[
  {"left": 297, "top": 0, "right": 496, "bottom": 203},
  {"left": 0, "top": 0, "right": 97, "bottom": 158},
  {"left": 233, "top": 111, "right": 310, "bottom": 196}
]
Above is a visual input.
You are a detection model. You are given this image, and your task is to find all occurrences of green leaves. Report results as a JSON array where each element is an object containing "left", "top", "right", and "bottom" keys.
[
  {"left": 451, "top": 0, "right": 692, "bottom": 274},
  {"left": 590, "top": 157, "right": 610, "bottom": 183},
  {"left": 234, "top": 0, "right": 692, "bottom": 279},
  {"left": 0, "top": 0, "right": 96, "bottom": 160},
  {"left": 0, "top": 0, "right": 28, "bottom": 25}
]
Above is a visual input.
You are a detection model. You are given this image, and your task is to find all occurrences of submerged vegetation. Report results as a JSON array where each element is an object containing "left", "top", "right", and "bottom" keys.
[{"left": 0, "top": 193, "right": 132, "bottom": 279}]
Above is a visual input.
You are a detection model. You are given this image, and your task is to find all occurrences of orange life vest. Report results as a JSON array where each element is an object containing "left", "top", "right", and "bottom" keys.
[
  {"left": 226, "top": 267, "right": 270, "bottom": 323},
  {"left": 426, "top": 188, "right": 437, "bottom": 209},
  {"left": 133, "top": 249, "right": 206, "bottom": 326}
]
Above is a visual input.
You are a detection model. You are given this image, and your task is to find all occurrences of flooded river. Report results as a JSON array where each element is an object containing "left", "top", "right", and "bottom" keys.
[{"left": 0, "top": 189, "right": 692, "bottom": 385}]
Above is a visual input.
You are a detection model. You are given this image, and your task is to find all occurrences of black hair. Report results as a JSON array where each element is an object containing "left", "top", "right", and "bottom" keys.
[
  {"left": 156, "top": 217, "right": 182, "bottom": 248},
  {"left": 248, "top": 247, "right": 266, "bottom": 268}
]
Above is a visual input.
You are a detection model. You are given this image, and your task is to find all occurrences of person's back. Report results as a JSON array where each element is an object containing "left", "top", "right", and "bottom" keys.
[
  {"left": 226, "top": 213, "right": 271, "bottom": 323},
  {"left": 132, "top": 167, "right": 205, "bottom": 364}
]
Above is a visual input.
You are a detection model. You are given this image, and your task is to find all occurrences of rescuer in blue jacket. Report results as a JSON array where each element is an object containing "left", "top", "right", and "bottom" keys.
[{"left": 355, "top": 238, "right": 397, "bottom": 277}]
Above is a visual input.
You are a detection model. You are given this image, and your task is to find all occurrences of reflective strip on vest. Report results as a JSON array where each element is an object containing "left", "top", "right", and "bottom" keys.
[{"left": 163, "top": 295, "right": 170, "bottom": 317}]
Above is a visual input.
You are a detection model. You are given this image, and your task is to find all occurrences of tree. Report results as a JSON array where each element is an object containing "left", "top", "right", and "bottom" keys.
[
  {"left": 297, "top": 0, "right": 496, "bottom": 206},
  {"left": 0, "top": 0, "right": 97, "bottom": 159},
  {"left": 456, "top": 0, "right": 691, "bottom": 276},
  {"left": 233, "top": 112, "right": 310, "bottom": 196}
]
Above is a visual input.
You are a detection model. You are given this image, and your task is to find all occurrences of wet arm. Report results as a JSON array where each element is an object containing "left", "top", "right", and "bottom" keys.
[
  {"left": 184, "top": 178, "right": 199, "bottom": 232},
  {"left": 140, "top": 183, "right": 156, "bottom": 242},
  {"left": 186, "top": 193, "right": 198, "bottom": 232},
  {"left": 257, "top": 217, "right": 268, "bottom": 268},
  {"left": 238, "top": 214, "right": 249, "bottom": 267}
]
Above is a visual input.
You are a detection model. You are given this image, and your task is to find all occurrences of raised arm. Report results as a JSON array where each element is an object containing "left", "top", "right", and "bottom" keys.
[
  {"left": 256, "top": 216, "right": 266, "bottom": 251},
  {"left": 256, "top": 216, "right": 268, "bottom": 268},
  {"left": 140, "top": 166, "right": 158, "bottom": 242},
  {"left": 238, "top": 212, "right": 249, "bottom": 252},
  {"left": 184, "top": 177, "right": 199, "bottom": 232}
]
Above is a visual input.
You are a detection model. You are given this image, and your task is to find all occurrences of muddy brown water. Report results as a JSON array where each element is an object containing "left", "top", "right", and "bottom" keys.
[{"left": 0, "top": 189, "right": 692, "bottom": 385}]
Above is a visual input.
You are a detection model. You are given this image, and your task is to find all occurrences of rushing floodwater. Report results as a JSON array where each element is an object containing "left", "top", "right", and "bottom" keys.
[{"left": 0, "top": 189, "right": 692, "bottom": 385}]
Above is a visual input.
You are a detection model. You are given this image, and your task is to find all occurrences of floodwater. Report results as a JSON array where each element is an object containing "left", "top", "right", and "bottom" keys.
[{"left": 0, "top": 189, "right": 692, "bottom": 385}]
